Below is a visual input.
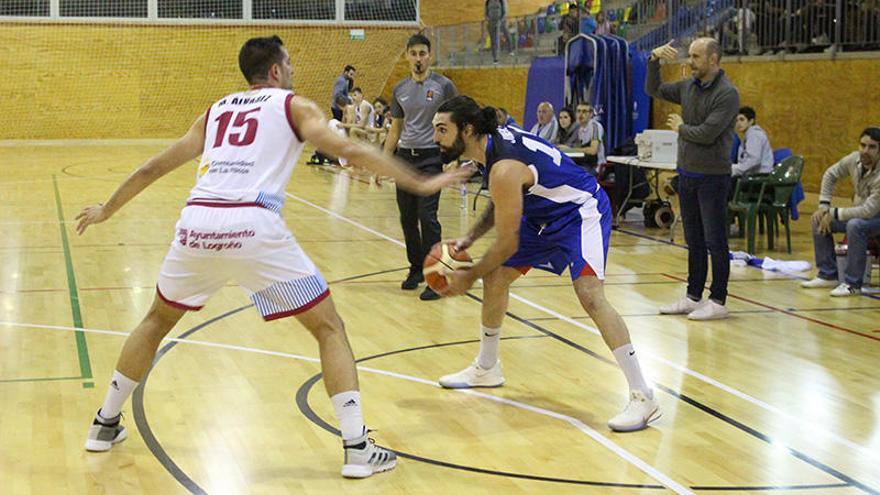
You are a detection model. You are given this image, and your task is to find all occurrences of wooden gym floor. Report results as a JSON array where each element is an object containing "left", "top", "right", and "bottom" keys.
[{"left": 1, "top": 141, "right": 878, "bottom": 495}]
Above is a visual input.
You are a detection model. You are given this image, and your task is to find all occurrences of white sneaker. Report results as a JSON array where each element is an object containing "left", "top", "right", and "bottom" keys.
[
  {"left": 84, "top": 410, "right": 127, "bottom": 452},
  {"left": 438, "top": 359, "right": 505, "bottom": 389},
  {"left": 659, "top": 296, "right": 701, "bottom": 315},
  {"left": 687, "top": 299, "right": 729, "bottom": 320},
  {"left": 341, "top": 432, "right": 397, "bottom": 478},
  {"left": 608, "top": 390, "right": 661, "bottom": 432},
  {"left": 830, "top": 283, "right": 861, "bottom": 297},
  {"left": 801, "top": 277, "right": 839, "bottom": 289}
]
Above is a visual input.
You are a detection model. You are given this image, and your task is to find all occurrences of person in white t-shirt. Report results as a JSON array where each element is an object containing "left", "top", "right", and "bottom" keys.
[{"left": 76, "top": 35, "right": 471, "bottom": 479}]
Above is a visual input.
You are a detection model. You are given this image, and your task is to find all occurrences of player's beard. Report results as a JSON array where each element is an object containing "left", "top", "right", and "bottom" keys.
[{"left": 440, "top": 132, "right": 466, "bottom": 163}]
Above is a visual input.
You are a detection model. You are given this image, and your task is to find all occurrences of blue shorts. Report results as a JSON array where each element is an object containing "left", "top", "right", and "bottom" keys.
[{"left": 503, "top": 201, "right": 612, "bottom": 280}]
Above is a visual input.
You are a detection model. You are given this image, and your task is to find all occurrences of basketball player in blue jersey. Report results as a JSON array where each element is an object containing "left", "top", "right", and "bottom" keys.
[{"left": 431, "top": 95, "right": 660, "bottom": 432}]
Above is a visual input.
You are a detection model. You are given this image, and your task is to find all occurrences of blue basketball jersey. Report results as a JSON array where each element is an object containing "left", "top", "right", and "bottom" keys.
[{"left": 483, "top": 126, "right": 608, "bottom": 225}]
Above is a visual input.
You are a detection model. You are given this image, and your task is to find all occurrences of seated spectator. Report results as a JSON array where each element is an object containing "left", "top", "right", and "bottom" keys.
[
  {"left": 732, "top": 106, "right": 774, "bottom": 177},
  {"left": 369, "top": 97, "right": 390, "bottom": 146},
  {"left": 495, "top": 107, "right": 519, "bottom": 127},
  {"left": 341, "top": 87, "right": 375, "bottom": 141},
  {"left": 529, "top": 101, "right": 559, "bottom": 142},
  {"left": 572, "top": 102, "right": 605, "bottom": 171},
  {"left": 553, "top": 107, "right": 581, "bottom": 146},
  {"left": 801, "top": 127, "right": 880, "bottom": 296}
]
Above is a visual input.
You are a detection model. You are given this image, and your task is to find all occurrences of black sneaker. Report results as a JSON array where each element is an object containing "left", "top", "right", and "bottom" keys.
[
  {"left": 419, "top": 287, "right": 441, "bottom": 301},
  {"left": 401, "top": 271, "right": 423, "bottom": 290}
]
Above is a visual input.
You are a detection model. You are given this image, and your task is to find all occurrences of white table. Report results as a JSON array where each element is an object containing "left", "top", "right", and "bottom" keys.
[{"left": 606, "top": 156, "right": 678, "bottom": 238}]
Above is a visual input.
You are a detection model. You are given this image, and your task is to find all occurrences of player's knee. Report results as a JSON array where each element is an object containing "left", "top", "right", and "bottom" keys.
[{"left": 308, "top": 315, "right": 346, "bottom": 342}]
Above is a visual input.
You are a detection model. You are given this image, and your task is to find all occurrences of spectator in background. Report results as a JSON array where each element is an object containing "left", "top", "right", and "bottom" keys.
[
  {"left": 731, "top": 106, "right": 773, "bottom": 177},
  {"left": 341, "top": 87, "right": 375, "bottom": 141},
  {"left": 554, "top": 107, "right": 581, "bottom": 147},
  {"left": 648, "top": 38, "right": 740, "bottom": 321},
  {"left": 801, "top": 127, "right": 880, "bottom": 296},
  {"left": 595, "top": 11, "right": 615, "bottom": 35},
  {"left": 573, "top": 102, "right": 605, "bottom": 171},
  {"left": 371, "top": 97, "right": 390, "bottom": 145},
  {"left": 495, "top": 107, "right": 519, "bottom": 127},
  {"left": 558, "top": 1, "right": 581, "bottom": 54},
  {"left": 485, "top": 0, "right": 508, "bottom": 64},
  {"left": 310, "top": 64, "right": 357, "bottom": 165},
  {"left": 580, "top": 8, "right": 598, "bottom": 34},
  {"left": 332, "top": 65, "right": 356, "bottom": 120},
  {"left": 529, "top": 102, "right": 559, "bottom": 142}
]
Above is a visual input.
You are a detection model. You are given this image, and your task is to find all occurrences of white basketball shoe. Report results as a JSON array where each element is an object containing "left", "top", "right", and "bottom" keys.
[
  {"left": 608, "top": 390, "right": 661, "bottom": 432},
  {"left": 439, "top": 359, "right": 505, "bottom": 389},
  {"left": 341, "top": 432, "right": 397, "bottom": 478},
  {"left": 85, "top": 410, "right": 128, "bottom": 452}
]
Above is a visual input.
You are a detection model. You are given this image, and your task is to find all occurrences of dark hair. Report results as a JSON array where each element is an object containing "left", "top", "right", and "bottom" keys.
[
  {"left": 373, "top": 97, "right": 388, "bottom": 107},
  {"left": 406, "top": 33, "right": 431, "bottom": 51},
  {"left": 739, "top": 106, "right": 756, "bottom": 122},
  {"left": 558, "top": 107, "right": 575, "bottom": 121},
  {"left": 344, "top": 65, "right": 356, "bottom": 73},
  {"left": 239, "top": 35, "right": 285, "bottom": 84},
  {"left": 498, "top": 107, "right": 509, "bottom": 115},
  {"left": 352, "top": 87, "right": 363, "bottom": 94},
  {"left": 437, "top": 95, "right": 497, "bottom": 135},
  {"left": 861, "top": 127, "right": 880, "bottom": 143}
]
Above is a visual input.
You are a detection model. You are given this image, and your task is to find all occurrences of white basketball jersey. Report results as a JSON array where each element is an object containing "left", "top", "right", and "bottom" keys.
[{"left": 188, "top": 87, "right": 305, "bottom": 212}]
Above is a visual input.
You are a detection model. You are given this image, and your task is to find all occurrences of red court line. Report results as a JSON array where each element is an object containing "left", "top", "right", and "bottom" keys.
[{"left": 661, "top": 273, "right": 880, "bottom": 342}]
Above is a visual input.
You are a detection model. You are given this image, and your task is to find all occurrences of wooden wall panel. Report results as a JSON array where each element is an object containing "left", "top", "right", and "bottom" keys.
[
  {"left": 0, "top": 23, "right": 412, "bottom": 139},
  {"left": 651, "top": 58, "right": 880, "bottom": 193},
  {"left": 421, "top": 0, "right": 551, "bottom": 27}
]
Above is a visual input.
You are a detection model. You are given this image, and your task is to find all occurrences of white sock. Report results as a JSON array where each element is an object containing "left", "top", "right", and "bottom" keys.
[
  {"left": 98, "top": 370, "right": 139, "bottom": 422},
  {"left": 330, "top": 391, "right": 366, "bottom": 442},
  {"left": 612, "top": 344, "right": 652, "bottom": 398},
  {"left": 477, "top": 325, "right": 501, "bottom": 369}
]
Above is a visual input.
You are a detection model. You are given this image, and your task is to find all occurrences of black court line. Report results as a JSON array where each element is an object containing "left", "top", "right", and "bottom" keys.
[
  {"left": 128, "top": 273, "right": 873, "bottom": 492},
  {"left": 294, "top": 334, "right": 854, "bottom": 492},
  {"left": 130, "top": 266, "right": 419, "bottom": 494}
]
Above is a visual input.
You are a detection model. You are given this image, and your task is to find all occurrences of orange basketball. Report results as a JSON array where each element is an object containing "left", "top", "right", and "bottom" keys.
[{"left": 422, "top": 242, "right": 474, "bottom": 293}]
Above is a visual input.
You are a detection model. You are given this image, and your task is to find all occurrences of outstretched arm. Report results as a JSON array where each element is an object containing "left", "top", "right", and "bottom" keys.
[
  {"left": 291, "top": 96, "right": 472, "bottom": 195},
  {"left": 76, "top": 113, "right": 206, "bottom": 234}
]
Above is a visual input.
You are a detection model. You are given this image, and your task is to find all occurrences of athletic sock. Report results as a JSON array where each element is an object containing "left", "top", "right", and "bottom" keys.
[
  {"left": 612, "top": 344, "right": 652, "bottom": 398},
  {"left": 331, "top": 391, "right": 366, "bottom": 442},
  {"left": 477, "top": 325, "right": 501, "bottom": 369},
  {"left": 98, "top": 370, "right": 139, "bottom": 422}
]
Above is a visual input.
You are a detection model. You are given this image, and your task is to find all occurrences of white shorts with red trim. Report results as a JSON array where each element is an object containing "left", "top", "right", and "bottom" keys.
[{"left": 156, "top": 204, "right": 329, "bottom": 320}]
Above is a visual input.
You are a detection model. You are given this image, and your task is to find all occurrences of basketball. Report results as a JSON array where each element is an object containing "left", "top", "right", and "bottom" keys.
[{"left": 422, "top": 242, "right": 474, "bottom": 292}]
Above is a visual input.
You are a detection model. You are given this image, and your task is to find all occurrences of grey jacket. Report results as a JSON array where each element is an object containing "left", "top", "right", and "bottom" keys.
[
  {"left": 646, "top": 59, "right": 740, "bottom": 175},
  {"left": 819, "top": 152, "right": 880, "bottom": 221}
]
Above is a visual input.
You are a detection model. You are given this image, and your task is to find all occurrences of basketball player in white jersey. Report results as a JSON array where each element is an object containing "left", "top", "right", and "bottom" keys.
[
  {"left": 76, "top": 35, "right": 471, "bottom": 479},
  {"left": 342, "top": 87, "right": 375, "bottom": 142}
]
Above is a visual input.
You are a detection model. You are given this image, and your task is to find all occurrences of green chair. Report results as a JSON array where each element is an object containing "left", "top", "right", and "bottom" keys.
[
  {"left": 758, "top": 155, "right": 804, "bottom": 254},
  {"left": 728, "top": 155, "right": 804, "bottom": 254}
]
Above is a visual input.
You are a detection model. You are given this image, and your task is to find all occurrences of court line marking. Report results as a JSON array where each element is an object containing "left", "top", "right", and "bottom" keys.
[
  {"left": 284, "top": 192, "right": 878, "bottom": 463},
  {"left": 0, "top": 319, "right": 693, "bottom": 495},
  {"left": 51, "top": 174, "right": 92, "bottom": 386}
]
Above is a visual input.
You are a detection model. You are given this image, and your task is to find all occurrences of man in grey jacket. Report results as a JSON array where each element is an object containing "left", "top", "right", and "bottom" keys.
[
  {"left": 801, "top": 127, "right": 880, "bottom": 296},
  {"left": 647, "top": 38, "right": 740, "bottom": 321}
]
